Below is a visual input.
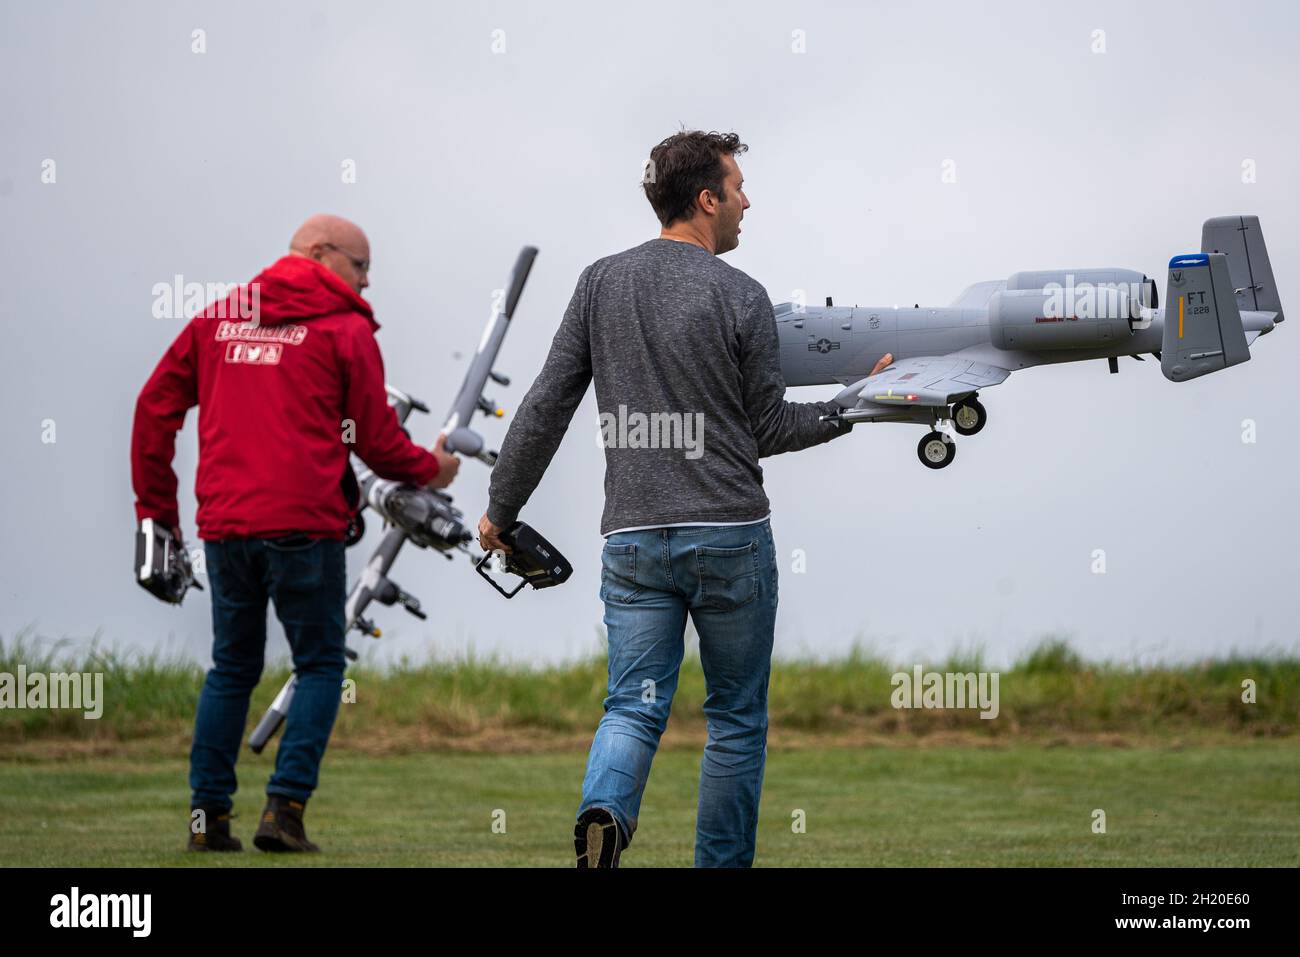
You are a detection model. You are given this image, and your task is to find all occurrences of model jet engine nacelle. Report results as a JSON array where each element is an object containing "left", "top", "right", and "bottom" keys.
[
  {"left": 1007, "top": 267, "right": 1157, "bottom": 312},
  {"left": 990, "top": 267, "right": 1153, "bottom": 351},
  {"left": 1006, "top": 267, "right": 1147, "bottom": 294},
  {"left": 364, "top": 478, "right": 472, "bottom": 552}
]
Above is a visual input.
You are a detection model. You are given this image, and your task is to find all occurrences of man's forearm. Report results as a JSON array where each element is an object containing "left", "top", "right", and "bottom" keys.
[
  {"left": 485, "top": 269, "right": 593, "bottom": 528},
  {"left": 486, "top": 393, "right": 576, "bottom": 528},
  {"left": 754, "top": 398, "right": 851, "bottom": 458}
]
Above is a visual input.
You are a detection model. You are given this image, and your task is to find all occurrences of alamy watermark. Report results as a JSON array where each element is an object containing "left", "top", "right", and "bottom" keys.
[
  {"left": 152, "top": 275, "right": 261, "bottom": 322},
  {"left": 891, "top": 665, "right": 1000, "bottom": 719},
  {"left": 0, "top": 667, "right": 103, "bottom": 719},
  {"left": 49, "top": 887, "right": 150, "bottom": 937},
  {"left": 597, "top": 404, "right": 705, "bottom": 460},
  {"left": 1041, "top": 275, "right": 1152, "bottom": 321}
]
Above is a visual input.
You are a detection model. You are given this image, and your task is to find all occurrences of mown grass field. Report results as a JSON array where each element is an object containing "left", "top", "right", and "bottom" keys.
[
  {"left": 1, "top": 633, "right": 1296, "bottom": 866},
  {"left": 3, "top": 744, "right": 1298, "bottom": 867}
]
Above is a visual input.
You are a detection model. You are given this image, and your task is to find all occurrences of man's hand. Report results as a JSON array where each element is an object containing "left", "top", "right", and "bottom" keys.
[
  {"left": 832, "top": 354, "right": 891, "bottom": 432},
  {"left": 427, "top": 433, "right": 460, "bottom": 490},
  {"left": 478, "top": 514, "right": 512, "bottom": 555}
]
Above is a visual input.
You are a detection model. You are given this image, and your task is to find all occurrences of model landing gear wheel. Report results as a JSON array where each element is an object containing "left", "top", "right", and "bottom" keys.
[
  {"left": 952, "top": 397, "right": 986, "bottom": 436},
  {"left": 917, "top": 431, "right": 956, "bottom": 469}
]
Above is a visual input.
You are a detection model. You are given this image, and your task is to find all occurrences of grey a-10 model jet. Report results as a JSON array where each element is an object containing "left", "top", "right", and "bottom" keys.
[{"left": 778, "top": 215, "right": 1284, "bottom": 468}]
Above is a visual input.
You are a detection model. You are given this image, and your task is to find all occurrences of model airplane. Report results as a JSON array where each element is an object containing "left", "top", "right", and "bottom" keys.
[
  {"left": 778, "top": 215, "right": 1284, "bottom": 468},
  {"left": 248, "top": 246, "right": 538, "bottom": 753}
]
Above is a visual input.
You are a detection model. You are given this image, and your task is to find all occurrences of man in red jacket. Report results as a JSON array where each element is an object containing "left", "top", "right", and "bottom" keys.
[{"left": 131, "top": 214, "right": 459, "bottom": 852}]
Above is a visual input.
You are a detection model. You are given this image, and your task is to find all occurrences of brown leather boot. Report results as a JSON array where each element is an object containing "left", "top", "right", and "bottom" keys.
[
  {"left": 253, "top": 794, "right": 320, "bottom": 852},
  {"left": 187, "top": 806, "right": 243, "bottom": 852}
]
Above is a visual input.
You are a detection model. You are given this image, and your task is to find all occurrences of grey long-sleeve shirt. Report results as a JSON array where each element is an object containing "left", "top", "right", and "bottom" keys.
[{"left": 486, "top": 238, "right": 850, "bottom": 536}]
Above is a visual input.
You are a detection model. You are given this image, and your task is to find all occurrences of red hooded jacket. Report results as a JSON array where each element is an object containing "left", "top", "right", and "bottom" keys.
[{"left": 131, "top": 255, "right": 439, "bottom": 540}]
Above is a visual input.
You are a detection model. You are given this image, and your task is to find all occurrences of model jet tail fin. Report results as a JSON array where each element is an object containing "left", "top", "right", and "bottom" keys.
[
  {"left": 1161, "top": 253, "right": 1251, "bottom": 382},
  {"left": 1202, "top": 215, "right": 1283, "bottom": 324}
]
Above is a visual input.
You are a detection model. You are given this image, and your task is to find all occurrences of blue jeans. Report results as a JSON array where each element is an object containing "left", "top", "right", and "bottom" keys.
[
  {"left": 579, "top": 520, "right": 778, "bottom": 867},
  {"left": 190, "top": 538, "right": 347, "bottom": 810}
]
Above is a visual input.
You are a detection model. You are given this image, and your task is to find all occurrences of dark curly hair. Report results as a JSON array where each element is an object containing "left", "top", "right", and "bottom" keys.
[{"left": 642, "top": 130, "right": 748, "bottom": 228}]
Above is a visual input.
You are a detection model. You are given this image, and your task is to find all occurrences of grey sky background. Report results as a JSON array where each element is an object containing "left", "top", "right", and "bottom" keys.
[{"left": 2, "top": 0, "right": 1297, "bottom": 668}]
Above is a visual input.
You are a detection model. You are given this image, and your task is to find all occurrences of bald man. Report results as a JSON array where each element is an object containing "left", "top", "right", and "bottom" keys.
[
  {"left": 132, "top": 215, "right": 459, "bottom": 853},
  {"left": 289, "top": 213, "right": 372, "bottom": 296}
]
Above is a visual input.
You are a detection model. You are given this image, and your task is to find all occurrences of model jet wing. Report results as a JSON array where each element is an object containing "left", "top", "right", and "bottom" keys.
[{"left": 832, "top": 355, "right": 1011, "bottom": 410}]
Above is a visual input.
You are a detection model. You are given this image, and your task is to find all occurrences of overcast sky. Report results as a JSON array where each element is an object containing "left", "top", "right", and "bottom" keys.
[{"left": 2, "top": 0, "right": 1297, "bottom": 668}]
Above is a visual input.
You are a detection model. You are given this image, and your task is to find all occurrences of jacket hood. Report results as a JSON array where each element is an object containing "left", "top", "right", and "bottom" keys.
[{"left": 228, "top": 254, "right": 377, "bottom": 329}]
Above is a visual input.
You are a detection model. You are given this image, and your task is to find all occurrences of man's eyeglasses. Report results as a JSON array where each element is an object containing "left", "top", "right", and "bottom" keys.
[{"left": 323, "top": 243, "right": 370, "bottom": 274}]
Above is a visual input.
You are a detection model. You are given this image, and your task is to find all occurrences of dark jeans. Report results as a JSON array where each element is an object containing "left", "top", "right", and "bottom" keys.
[{"left": 190, "top": 538, "right": 347, "bottom": 811}]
